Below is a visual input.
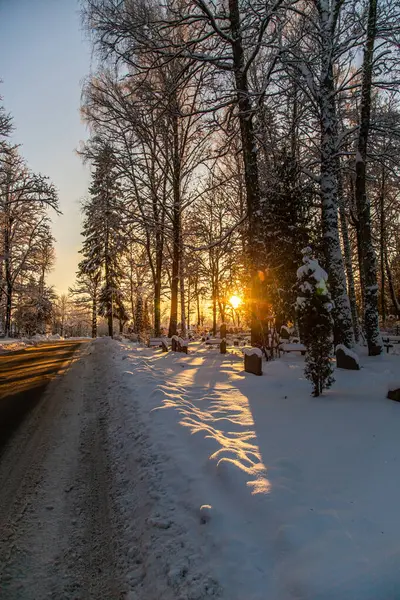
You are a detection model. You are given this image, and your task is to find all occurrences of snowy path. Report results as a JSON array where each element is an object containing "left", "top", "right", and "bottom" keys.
[
  {"left": 0, "top": 340, "right": 122, "bottom": 599},
  {"left": 0, "top": 338, "right": 220, "bottom": 600}
]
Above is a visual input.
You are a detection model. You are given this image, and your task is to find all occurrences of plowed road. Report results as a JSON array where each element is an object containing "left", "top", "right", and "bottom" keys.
[
  {"left": 0, "top": 340, "right": 123, "bottom": 599},
  {"left": 0, "top": 341, "right": 85, "bottom": 452}
]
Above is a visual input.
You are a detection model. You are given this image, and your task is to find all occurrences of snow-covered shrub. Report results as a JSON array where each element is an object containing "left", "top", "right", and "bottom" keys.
[{"left": 296, "top": 247, "right": 335, "bottom": 396}]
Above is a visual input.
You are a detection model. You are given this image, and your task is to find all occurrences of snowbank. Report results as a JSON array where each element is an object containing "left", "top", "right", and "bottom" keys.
[
  {"left": 0, "top": 334, "right": 87, "bottom": 354},
  {"left": 115, "top": 341, "right": 400, "bottom": 600},
  {"left": 0, "top": 338, "right": 31, "bottom": 353}
]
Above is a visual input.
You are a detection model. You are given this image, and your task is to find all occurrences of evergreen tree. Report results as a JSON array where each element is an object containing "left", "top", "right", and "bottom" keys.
[
  {"left": 261, "top": 150, "right": 313, "bottom": 329},
  {"left": 296, "top": 247, "right": 335, "bottom": 397},
  {"left": 79, "top": 141, "right": 126, "bottom": 337}
]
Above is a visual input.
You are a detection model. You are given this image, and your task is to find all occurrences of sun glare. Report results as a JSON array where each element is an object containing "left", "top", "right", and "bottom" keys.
[{"left": 229, "top": 295, "right": 242, "bottom": 310}]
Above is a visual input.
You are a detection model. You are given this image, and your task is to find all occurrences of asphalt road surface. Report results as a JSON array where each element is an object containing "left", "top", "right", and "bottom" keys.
[{"left": 0, "top": 341, "right": 85, "bottom": 453}]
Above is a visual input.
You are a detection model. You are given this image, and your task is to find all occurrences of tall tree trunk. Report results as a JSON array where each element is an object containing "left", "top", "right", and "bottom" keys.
[
  {"left": 92, "top": 295, "right": 97, "bottom": 338},
  {"left": 187, "top": 277, "right": 191, "bottom": 330},
  {"left": 104, "top": 205, "right": 113, "bottom": 337},
  {"left": 212, "top": 286, "right": 217, "bottom": 337},
  {"left": 168, "top": 109, "right": 181, "bottom": 337},
  {"left": 385, "top": 251, "right": 400, "bottom": 317},
  {"left": 228, "top": 0, "right": 264, "bottom": 346},
  {"left": 195, "top": 278, "right": 201, "bottom": 327},
  {"left": 154, "top": 277, "right": 162, "bottom": 337},
  {"left": 4, "top": 221, "right": 12, "bottom": 338},
  {"left": 105, "top": 260, "right": 113, "bottom": 337},
  {"left": 153, "top": 234, "right": 163, "bottom": 337},
  {"left": 129, "top": 256, "right": 135, "bottom": 332},
  {"left": 379, "top": 168, "right": 386, "bottom": 323},
  {"left": 319, "top": 49, "right": 354, "bottom": 347},
  {"left": 354, "top": 0, "right": 382, "bottom": 355},
  {"left": 291, "top": 83, "right": 299, "bottom": 160},
  {"left": 180, "top": 257, "right": 187, "bottom": 338},
  {"left": 152, "top": 190, "right": 164, "bottom": 337},
  {"left": 338, "top": 167, "right": 360, "bottom": 342},
  {"left": 5, "top": 281, "right": 12, "bottom": 338}
]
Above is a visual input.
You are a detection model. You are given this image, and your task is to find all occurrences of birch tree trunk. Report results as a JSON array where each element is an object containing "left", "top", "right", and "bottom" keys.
[
  {"left": 385, "top": 251, "right": 400, "bottom": 318},
  {"left": 354, "top": 0, "right": 382, "bottom": 354},
  {"left": 318, "top": 8, "right": 355, "bottom": 347},
  {"left": 338, "top": 167, "right": 360, "bottom": 341},
  {"left": 379, "top": 168, "right": 386, "bottom": 323}
]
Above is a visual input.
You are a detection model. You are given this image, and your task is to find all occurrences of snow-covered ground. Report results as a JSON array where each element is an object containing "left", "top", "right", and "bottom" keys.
[{"left": 114, "top": 340, "right": 400, "bottom": 600}]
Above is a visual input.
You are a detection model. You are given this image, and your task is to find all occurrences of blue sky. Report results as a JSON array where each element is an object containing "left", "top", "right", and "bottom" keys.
[{"left": 0, "top": 0, "right": 92, "bottom": 294}]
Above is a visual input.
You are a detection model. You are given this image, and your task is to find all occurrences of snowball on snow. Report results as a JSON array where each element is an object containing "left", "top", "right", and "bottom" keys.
[
  {"left": 335, "top": 344, "right": 360, "bottom": 365},
  {"left": 243, "top": 347, "right": 263, "bottom": 357},
  {"left": 199, "top": 504, "right": 212, "bottom": 524}
]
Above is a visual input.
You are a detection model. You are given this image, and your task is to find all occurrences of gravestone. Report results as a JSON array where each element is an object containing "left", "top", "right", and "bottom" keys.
[
  {"left": 220, "top": 323, "right": 227, "bottom": 340},
  {"left": 369, "top": 345, "right": 383, "bottom": 356},
  {"left": 244, "top": 351, "right": 262, "bottom": 376},
  {"left": 387, "top": 387, "right": 400, "bottom": 402},
  {"left": 220, "top": 339, "right": 227, "bottom": 354},
  {"left": 280, "top": 326, "right": 290, "bottom": 340},
  {"left": 161, "top": 340, "right": 169, "bottom": 353},
  {"left": 336, "top": 347, "right": 360, "bottom": 370}
]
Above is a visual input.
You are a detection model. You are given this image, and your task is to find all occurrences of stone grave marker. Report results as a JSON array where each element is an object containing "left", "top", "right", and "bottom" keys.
[
  {"left": 244, "top": 348, "right": 262, "bottom": 376},
  {"left": 336, "top": 346, "right": 360, "bottom": 370},
  {"left": 387, "top": 386, "right": 400, "bottom": 402}
]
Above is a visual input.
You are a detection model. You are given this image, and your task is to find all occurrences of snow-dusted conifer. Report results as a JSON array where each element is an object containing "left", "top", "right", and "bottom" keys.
[
  {"left": 261, "top": 150, "right": 311, "bottom": 328},
  {"left": 79, "top": 141, "right": 126, "bottom": 337},
  {"left": 297, "top": 247, "right": 335, "bottom": 397}
]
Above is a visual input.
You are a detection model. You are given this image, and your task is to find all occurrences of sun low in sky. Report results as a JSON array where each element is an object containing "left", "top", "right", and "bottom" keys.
[{"left": 229, "top": 295, "right": 242, "bottom": 310}]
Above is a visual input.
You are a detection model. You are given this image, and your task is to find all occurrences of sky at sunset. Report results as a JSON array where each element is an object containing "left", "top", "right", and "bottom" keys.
[{"left": 0, "top": 0, "right": 92, "bottom": 294}]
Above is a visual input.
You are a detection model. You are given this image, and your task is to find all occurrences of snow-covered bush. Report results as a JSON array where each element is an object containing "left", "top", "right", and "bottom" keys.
[{"left": 296, "top": 247, "right": 335, "bottom": 396}]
